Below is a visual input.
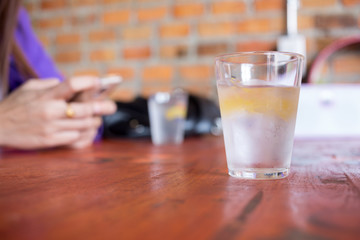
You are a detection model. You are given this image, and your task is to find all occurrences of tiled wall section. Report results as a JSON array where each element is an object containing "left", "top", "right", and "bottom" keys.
[{"left": 24, "top": 0, "right": 360, "bottom": 101}]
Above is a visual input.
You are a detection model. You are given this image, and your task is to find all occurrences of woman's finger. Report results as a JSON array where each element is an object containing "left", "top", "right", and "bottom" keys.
[
  {"left": 43, "top": 76, "right": 101, "bottom": 100},
  {"left": 61, "top": 101, "right": 116, "bottom": 119},
  {"left": 22, "top": 78, "right": 61, "bottom": 90},
  {"left": 35, "top": 100, "right": 116, "bottom": 121},
  {"left": 52, "top": 117, "right": 102, "bottom": 131},
  {"left": 67, "top": 129, "right": 97, "bottom": 149},
  {"left": 92, "top": 100, "right": 117, "bottom": 116},
  {"left": 3, "top": 79, "right": 62, "bottom": 107},
  {"left": 42, "top": 101, "right": 97, "bottom": 119},
  {"left": 41, "top": 131, "right": 81, "bottom": 148}
]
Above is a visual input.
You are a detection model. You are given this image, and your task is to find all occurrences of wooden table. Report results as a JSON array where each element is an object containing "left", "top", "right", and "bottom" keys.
[{"left": 0, "top": 136, "right": 359, "bottom": 240}]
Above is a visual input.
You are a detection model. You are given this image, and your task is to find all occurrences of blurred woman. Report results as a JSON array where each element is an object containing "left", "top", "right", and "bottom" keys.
[{"left": 0, "top": 1, "right": 116, "bottom": 149}]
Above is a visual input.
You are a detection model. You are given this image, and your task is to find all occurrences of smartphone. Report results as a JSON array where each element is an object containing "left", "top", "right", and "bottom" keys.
[
  {"left": 68, "top": 75, "right": 122, "bottom": 102},
  {"left": 95, "top": 74, "right": 122, "bottom": 98}
]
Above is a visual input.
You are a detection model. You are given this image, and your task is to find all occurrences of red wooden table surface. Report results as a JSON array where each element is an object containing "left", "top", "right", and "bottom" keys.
[{"left": 0, "top": 136, "right": 359, "bottom": 240}]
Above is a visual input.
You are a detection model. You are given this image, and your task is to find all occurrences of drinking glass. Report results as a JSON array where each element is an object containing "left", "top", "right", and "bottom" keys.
[
  {"left": 215, "top": 51, "right": 304, "bottom": 179},
  {"left": 148, "top": 89, "right": 188, "bottom": 145}
]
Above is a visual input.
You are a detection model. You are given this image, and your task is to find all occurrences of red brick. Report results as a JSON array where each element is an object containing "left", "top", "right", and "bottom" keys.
[
  {"left": 298, "top": 15, "right": 314, "bottom": 30},
  {"left": 333, "top": 54, "right": 360, "bottom": 74},
  {"left": 254, "top": 0, "right": 284, "bottom": 11},
  {"left": 137, "top": 7, "right": 167, "bottom": 22},
  {"left": 107, "top": 67, "right": 135, "bottom": 81},
  {"left": 305, "top": 37, "right": 317, "bottom": 56},
  {"left": 197, "top": 43, "right": 228, "bottom": 56},
  {"left": 313, "top": 37, "right": 338, "bottom": 53},
  {"left": 103, "top": 10, "right": 130, "bottom": 24},
  {"left": 90, "top": 49, "right": 116, "bottom": 62},
  {"left": 160, "top": 45, "right": 188, "bottom": 58},
  {"left": 142, "top": 65, "right": 174, "bottom": 83},
  {"left": 109, "top": 87, "right": 136, "bottom": 102},
  {"left": 36, "top": 17, "right": 64, "bottom": 29},
  {"left": 89, "top": 30, "right": 116, "bottom": 42},
  {"left": 71, "top": 13, "right": 97, "bottom": 26},
  {"left": 160, "top": 23, "right": 190, "bottom": 38},
  {"left": 198, "top": 22, "right": 236, "bottom": 37},
  {"left": 136, "top": 0, "right": 167, "bottom": 2},
  {"left": 315, "top": 14, "right": 357, "bottom": 30},
  {"left": 141, "top": 85, "right": 172, "bottom": 98},
  {"left": 55, "top": 33, "right": 80, "bottom": 45},
  {"left": 211, "top": 1, "right": 246, "bottom": 15},
  {"left": 73, "top": 69, "right": 100, "bottom": 77},
  {"left": 122, "top": 26, "right": 152, "bottom": 41},
  {"left": 342, "top": 0, "right": 360, "bottom": 6},
  {"left": 103, "top": 0, "right": 131, "bottom": 3},
  {"left": 38, "top": 35, "right": 50, "bottom": 48},
  {"left": 70, "top": 0, "right": 97, "bottom": 7},
  {"left": 320, "top": 63, "right": 330, "bottom": 79},
  {"left": 302, "top": 0, "right": 337, "bottom": 8},
  {"left": 123, "top": 46, "right": 151, "bottom": 59},
  {"left": 179, "top": 65, "right": 213, "bottom": 82},
  {"left": 173, "top": 3, "right": 204, "bottom": 18},
  {"left": 55, "top": 51, "right": 81, "bottom": 63},
  {"left": 24, "top": 2, "right": 36, "bottom": 12},
  {"left": 41, "top": 0, "right": 66, "bottom": 10},
  {"left": 236, "top": 41, "right": 276, "bottom": 52},
  {"left": 237, "top": 17, "right": 284, "bottom": 33}
]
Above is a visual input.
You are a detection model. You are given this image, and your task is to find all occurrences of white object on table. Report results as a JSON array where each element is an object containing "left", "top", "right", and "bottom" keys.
[{"left": 295, "top": 84, "right": 360, "bottom": 138}]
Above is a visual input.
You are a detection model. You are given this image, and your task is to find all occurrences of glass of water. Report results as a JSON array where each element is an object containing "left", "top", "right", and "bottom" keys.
[
  {"left": 215, "top": 51, "right": 304, "bottom": 179},
  {"left": 148, "top": 89, "right": 188, "bottom": 145}
]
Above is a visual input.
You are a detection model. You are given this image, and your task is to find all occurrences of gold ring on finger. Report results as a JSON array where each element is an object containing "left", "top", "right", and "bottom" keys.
[{"left": 65, "top": 103, "right": 75, "bottom": 118}]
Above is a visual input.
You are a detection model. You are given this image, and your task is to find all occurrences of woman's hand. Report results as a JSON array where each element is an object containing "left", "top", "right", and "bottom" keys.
[
  {"left": 0, "top": 77, "right": 116, "bottom": 150},
  {"left": 63, "top": 76, "right": 117, "bottom": 149}
]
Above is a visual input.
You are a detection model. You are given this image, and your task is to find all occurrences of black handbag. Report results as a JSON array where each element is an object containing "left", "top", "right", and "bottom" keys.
[{"left": 102, "top": 94, "right": 221, "bottom": 139}]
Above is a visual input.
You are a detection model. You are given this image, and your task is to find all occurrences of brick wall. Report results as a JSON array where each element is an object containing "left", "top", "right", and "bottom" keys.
[{"left": 23, "top": 0, "right": 360, "bottom": 101}]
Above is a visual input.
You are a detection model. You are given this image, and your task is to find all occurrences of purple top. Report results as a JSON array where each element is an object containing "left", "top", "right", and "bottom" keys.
[
  {"left": 10, "top": 8, "right": 102, "bottom": 141},
  {"left": 10, "top": 8, "right": 63, "bottom": 92}
]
